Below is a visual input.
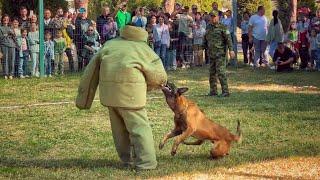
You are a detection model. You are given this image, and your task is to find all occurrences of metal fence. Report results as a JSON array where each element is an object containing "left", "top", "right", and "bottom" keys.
[{"left": 0, "top": 15, "right": 210, "bottom": 78}]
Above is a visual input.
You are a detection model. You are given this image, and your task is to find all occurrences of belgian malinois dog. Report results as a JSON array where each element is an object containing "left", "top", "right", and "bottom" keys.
[{"left": 159, "top": 83, "right": 242, "bottom": 158}]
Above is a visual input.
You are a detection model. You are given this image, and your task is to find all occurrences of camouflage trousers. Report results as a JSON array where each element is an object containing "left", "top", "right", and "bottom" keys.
[{"left": 209, "top": 54, "right": 229, "bottom": 94}]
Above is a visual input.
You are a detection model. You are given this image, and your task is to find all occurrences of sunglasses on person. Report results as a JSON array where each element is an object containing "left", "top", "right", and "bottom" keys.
[{"left": 88, "top": 29, "right": 94, "bottom": 31}]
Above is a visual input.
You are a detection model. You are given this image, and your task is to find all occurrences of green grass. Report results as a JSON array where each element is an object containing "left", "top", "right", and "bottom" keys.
[{"left": 1, "top": 65, "right": 320, "bottom": 179}]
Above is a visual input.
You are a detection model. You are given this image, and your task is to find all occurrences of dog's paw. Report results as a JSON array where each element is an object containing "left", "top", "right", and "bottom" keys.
[
  {"left": 171, "top": 150, "right": 177, "bottom": 156},
  {"left": 159, "top": 143, "right": 164, "bottom": 150}
]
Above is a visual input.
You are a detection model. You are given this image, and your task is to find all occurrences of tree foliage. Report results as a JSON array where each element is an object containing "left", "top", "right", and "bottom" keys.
[
  {"left": 278, "top": 0, "right": 319, "bottom": 32},
  {"left": 87, "top": 0, "right": 223, "bottom": 19},
  {"left": 1, "top": 0, "right": 68, "bottom": 17}
]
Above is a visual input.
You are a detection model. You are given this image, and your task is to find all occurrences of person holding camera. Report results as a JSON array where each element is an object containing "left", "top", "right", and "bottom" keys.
[
  {"left": 273, "top": 42, "right": 295, "bottom": 72},
  {"left": 115, "top": 2, "right": 131, "bottom": 30}
]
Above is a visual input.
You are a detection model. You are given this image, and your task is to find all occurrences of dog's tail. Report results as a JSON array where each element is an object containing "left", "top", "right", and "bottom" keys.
[{"left": 233, "top": 120, "right": 242, "bottom": 143}]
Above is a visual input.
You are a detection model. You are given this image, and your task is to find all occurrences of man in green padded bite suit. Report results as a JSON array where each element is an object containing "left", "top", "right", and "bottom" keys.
[{"left": 76, "top": 25, "right": 167, "bottom": 170}]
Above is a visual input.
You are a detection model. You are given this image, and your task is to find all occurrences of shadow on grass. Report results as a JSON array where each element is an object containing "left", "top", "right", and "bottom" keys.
[
  {"left": 1, "top": 70, "right": 320, "bottom": 178},
  {"left": 0, "top": 157, "right": 122, "bottom": 170},
  {"left": 168, "top": 66, "right": 320, "bottom": 88}
]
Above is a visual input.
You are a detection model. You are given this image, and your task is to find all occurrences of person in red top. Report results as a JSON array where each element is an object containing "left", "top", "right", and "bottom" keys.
[{"left": 297, "top": 29, "right": 310, "bottom": 69}]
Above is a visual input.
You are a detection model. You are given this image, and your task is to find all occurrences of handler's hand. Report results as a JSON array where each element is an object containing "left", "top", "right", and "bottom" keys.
[{"left": 229, "top": 51, "right": 235, "bottom": 59}]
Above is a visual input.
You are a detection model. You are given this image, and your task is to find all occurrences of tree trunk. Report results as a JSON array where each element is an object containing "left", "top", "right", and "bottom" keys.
[
  {"left": 163, "top": 0, "right": 175, "bottom": 14},
  {"left": 290, "top": 0, "right": 297, "bottom": 22}
]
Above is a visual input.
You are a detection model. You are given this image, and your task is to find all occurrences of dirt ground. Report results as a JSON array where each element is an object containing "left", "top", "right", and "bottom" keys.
[{"left": 153, "top": 157, "right": 320, "bottom": 180}]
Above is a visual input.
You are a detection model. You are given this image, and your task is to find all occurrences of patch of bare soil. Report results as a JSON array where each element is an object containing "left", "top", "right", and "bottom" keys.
[{"left": 153, "top": 157, "right": 320, "bottom": 180}]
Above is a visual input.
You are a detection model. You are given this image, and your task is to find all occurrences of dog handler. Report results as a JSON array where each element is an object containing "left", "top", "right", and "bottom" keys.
[
  {"left": 76, "top": 25, "right": 167, "bottom": 170},
  {"left": 204, "top": 11, "right": 235, "bottom": 97}
]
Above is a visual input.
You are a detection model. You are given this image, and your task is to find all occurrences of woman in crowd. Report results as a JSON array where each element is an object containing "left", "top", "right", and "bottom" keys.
[
  {"left": 241, "top": 11, "right": 253, "bottom": 65},
  {"left": 0, "top": 15, "right": 16, "bottom": 79},
  {"left": 132, "top": 7, "right": 147, "bottom": 29},
  {"left": 266, "top": 10, "right": 284, "bottom": 59},
  {"left": 152, "top": 15, "right": 170, "bottom": 69}
]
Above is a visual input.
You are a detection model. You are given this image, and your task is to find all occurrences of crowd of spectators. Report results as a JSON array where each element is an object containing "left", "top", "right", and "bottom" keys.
[{"left": 1, "top": 2, "right": 320, "bottom": 79}]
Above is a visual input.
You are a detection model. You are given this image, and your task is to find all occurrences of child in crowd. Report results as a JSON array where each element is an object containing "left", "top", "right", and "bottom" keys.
[
  {"left": 17, "top": 28, "right": 31, "bottom": 78},
  {"left": 62, "top": 21, "right": 74, "bottom": 72},
  {"left": 102, "top": 16, "right": 117, "bottom": 43},
  {"left": 82, "top": 25, "right": 100, "bottom": 67},
  {"left": 11, "top": 17, "right": 21, "bottom": 76},
  {"left": 315, "top": 29, "right": 320, "bottom": 71},
  {"left": 241, "top": 11, "right": 253, "bottom": 65},
  {"left": 12, "top": 18, "right": 21, "bottom": 38},
  {"left": 192, "top": 20, "right": 206, "bottom": 66},
  {"left": 91, "top": 21, "right": 100, "bottom": 39},
  {"left": 309, "top": 29, "right": 317, "bottom": 70},
  {"left": 298, "top": 28, "right": 310, "bottom": 70},
  {"left": 167, "top": 21, "right": 178, "bottom": 70},
  {"left": 28, "top": 22, "right": 40, "bottom": 77},
  {"left": 54, "top": 30, "right": 66, "bottom": 75},
  {"left": 286, "top": 22, "right": 299, "bottom": 50},
  {"left": 44, "top": 31, "right": 54, "bottom": 77}
]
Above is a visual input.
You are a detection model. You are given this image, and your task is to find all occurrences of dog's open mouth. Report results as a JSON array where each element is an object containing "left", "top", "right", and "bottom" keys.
[
  {"left": 163, "top": 85, "right": 172, "bottom": 91},
  {"left": 162, "top": 82, "right": 177, "bottom": 94}
]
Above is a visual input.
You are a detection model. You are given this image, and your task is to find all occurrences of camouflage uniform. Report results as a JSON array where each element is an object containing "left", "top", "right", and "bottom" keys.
[{"left": 204, "top": 14, "right": 233, "bottom": 95}]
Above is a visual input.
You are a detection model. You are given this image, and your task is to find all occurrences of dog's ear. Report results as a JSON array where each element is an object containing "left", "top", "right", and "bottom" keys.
[{"left": 177, "top": 88, "right": 188, "bottom": 95}]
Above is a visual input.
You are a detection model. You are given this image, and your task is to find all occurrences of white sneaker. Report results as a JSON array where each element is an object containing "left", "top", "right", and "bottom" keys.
[
  {"left": 19, "top": 75, "right": 25, "bottom": 79},
  {"left": 4, "top": 76, "right": 8, "bottom": 80},
  {"left": 25, "top": 75, "right": 30, "bottom": 78},
  {"left": 9, "top": 76, "right": 13, "bottom": 80},
  {"left": 270, "top": 66, "right": 276, "bottom": 70},
  {"left": 49, "top": 75, "right": 52, "bottom": 78}
]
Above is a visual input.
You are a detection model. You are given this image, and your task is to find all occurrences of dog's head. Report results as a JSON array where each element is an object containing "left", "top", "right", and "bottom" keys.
[{"left": 162, "top": 82, "right": 188, "bottom": 110}]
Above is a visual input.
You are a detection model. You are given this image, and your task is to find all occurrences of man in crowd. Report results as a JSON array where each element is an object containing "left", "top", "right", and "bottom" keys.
[
  {"left": 211, "top": 2, "right": 223, "bottom": 20},
  {"left": 204, "top": 11, "right": 235, "bottom": 97},
  {"left": 44, "top": 9, "right": 57, "bottom": 38},
  {"left": 75, "top": 8, "right": 92, "bottom": 71},
  {"left": 19, "top": 6, "right": 30, "bottom": 29},
  {"left": 96, "top": 5, "right": 111, "bottom": 42},
  {"left": 273, "top": 42, "right": 295, "bottom": 72},
  {"left": 249, "top": 6, "right": 269, "bottom": 68},
  {"left": 115, "top": 2, "right": 131, "bottom": 30},
  {"left": 191, "top": 5, "right": 198, "bottom": 20},
  {"left": 172, "top": 6, "right": 194, "bottom": 67}
]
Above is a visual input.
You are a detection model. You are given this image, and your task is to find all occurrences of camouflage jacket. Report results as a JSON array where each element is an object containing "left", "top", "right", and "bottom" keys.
[{"left": 204, "top": 23, "right": 233, "bottom": 55}]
